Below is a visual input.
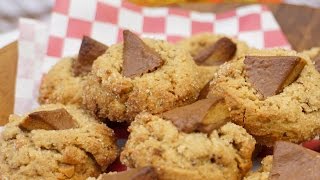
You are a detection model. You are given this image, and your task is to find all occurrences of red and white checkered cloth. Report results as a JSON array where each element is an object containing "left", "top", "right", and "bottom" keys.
[
  {"left": 13, "top": 0, "right": 291, "bottom": 172},
  {"left": 15, "top": 18, "right": 49, "bottom": 115},
  {"left": 47, "top": 0, "right": 289, "bottom": 60}
]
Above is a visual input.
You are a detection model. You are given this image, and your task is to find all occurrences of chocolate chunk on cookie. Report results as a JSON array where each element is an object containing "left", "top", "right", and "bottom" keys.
[
  {"left": 123, "top": 30, "right": 164, "bottom": 78},
  {"left": 73, "top": 36, "right": 108, "bottom": 76},
  {"left": 177, "top": 33, "right": 249, "bottom": 66},
  {"left": 244, "top": 56, "right": 306, "bottom": 98},
  {"left": 162, "top": 97, "right": 230, "bottom": 134},
  {"left": 20, "top": 108, "right": 77, "bottom": 131},
  {"left": 95, "top": 167, "right": 158, "bottom": 180},
  {"left": 194, "top": 37, "right": 237, "bottom": 66},
  {"left": 270, "top": 141, "right": 320, "bottom": 180}
]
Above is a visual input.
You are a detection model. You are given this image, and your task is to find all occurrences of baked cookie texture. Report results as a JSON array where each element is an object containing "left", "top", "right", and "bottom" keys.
[
  {"left": 0, "top": 104, "right": 118, "bottom": 180},
  {"left": 83, "top": 39, "right": 215, "bottom": 122},
  {"left": 177, "top": 33, "right": 249, "bottom": 62},
  {"left": 244, "top": 156, "right": 272, "bottom": 180},
  {"left": 120, "top": 112, "right": 256, "bottom": 180},
  {"left": 39, "top": 57, "right": 84, "bottom": 106},
  {"left": 301, "top": 47, "right": 320, "bottom": 59},
  {"left": 209, "top": 48, "right": 320, "bottom": 146}
]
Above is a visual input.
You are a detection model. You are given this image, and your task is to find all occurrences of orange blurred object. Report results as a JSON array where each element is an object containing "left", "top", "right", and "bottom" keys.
[
  {"left": 128, "top": 0, "right": 207, "bottom": 6},
  {"left": 128, "top": 0, "right": 282, "bottom": 6}
]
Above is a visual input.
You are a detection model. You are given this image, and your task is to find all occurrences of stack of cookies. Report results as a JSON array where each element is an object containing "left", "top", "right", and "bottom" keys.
[{"left": 1, "top": 30, "right": 320, "bottom": 180}]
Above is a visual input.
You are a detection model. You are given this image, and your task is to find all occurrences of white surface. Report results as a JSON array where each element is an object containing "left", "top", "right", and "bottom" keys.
[
  {"left": 215, "top": 17, "right": 239, "bottom": 36},
  {"left": 166, "top": 16, "right": 191, "bottom": 36},
  {"left": 69, "top": 0, "right": 97, "bottom": 21},
  {"left": 285, "top": 0, "right": 320, "bottom": 8},
  {"left": 0, "top": 30, "right": 19, "bottom": 48}
]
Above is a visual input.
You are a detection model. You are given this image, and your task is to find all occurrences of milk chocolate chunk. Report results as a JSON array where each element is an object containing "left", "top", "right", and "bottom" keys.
[
  {"left": 122, "top": 30, "right": 164, "bottom": 78},
  {"left": 270, "top": 141, "right": 320, "bottom": 180},
  {"left": 193, "top": 37, "right": 237, "bottom": 66},
  {"left": 19, "top": 108, "right": 78, "bottom": 130},
  {"left": 162, "top": 97, "right": 230, "bottom": 134},
  {"left": 244, "top": 56, "right": 306, "bottom": 98},
  {"left": 73, "top": 36, "right": 108, "bottom": 76},
  {"left": 313, "top": 52, "right": 320, "bottom": 72},
  {"left": 96, "top": 166, "right": 158, "bottom": 180}
]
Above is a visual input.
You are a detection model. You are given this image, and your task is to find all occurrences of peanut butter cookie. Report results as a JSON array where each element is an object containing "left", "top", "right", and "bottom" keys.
[
  {"left": 0, "top": 104, "right": 118, "bottom": 180},
  {"left": 83, "top": 31, "right": 214, "bottom": 122},
  {"left": 209, "top": 48, "right": 320, "bottom": 146},
  {"left": 39, "top": 36, "right": 108, "bottom": 106},
  {"left": 301, "top": 47, "right": 320, "bottom": 72},
  {"left": 121, "top": 112, "right": 256, "bottom": 179}
]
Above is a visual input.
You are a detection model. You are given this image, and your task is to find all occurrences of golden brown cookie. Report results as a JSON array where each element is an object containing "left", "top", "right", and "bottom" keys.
[
  {"left": 120, "top": 112, "right": 256, "bottom": 179},
  {"left": 39, "top": 57, "right": 84, "bottom": 106},
  {"left": 301, "top": 47, "right": 320, "bottom": 60},
  {"left": 83, "top": 33, "right": 215, "bottom": 122},
  {"left": 301, "top": 47, "right": 320, "bottom": 72},
  {"left": 39, "top": 36, "right": 108, "bottom": 106},
  {"left": 209, "top": 48, "right": 320, "bottom": 146},
  {"left": 0, "top": 104, "right": 118, "bottom": 180}
]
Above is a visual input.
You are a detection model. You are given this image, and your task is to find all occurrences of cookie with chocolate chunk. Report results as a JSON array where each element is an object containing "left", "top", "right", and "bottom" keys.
[
  {"left": 0, "top": 104, "right": 118, "bottom": 180},
  {"left": 246, "top": 141, "right": 320, "bottom": 180},
  {"left": 39, "top": 36, "right": 108, "bottom": 106},
  {"left": 83, "top": 30, "right": 215, "bottom": 122},
  {"left": 121, "top": 107, "right": 256, "bottom": 179},
  {"left": 209, "top": 48, "right": 320, "bottom": 146},
  {"left": 177, "top": 33, "right": 249, "bottom": 66}
]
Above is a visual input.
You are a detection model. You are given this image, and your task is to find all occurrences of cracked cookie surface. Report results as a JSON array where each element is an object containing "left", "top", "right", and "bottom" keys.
[
  {"left": 209, "top": 48, "right": 320, "bottom": 146},
  {"left": 39, "top": 57, "right": 84, "bottom": 106},
  {"left": 120, "top": 112, "right": 256, "bottom": 180},
  {"left": 83, "top": 39, "right": 214, "bottom": 122},
  {"left": 0, "top": 104, "right": 118, "bottom": 180}
]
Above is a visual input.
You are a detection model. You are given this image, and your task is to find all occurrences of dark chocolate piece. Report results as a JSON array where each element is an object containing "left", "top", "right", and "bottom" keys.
[
  {"left": 73, "top": 36, "right": 108, "bottom": 76},
  {"left": 244, "top": 56, "right": 306, "bottom": 98},
  {"left": 19, "top": 108, "right": 77, "bottom": 130},
  {"left": 122, "top": 30, "right": 164, "bottom": 78},
  {"left": 270, "top": 141, "right": 320, "bottom": 180},
  {"left": 162, "top": 97, "right": 230, "bottom": 134},
  {"left": 193, "top": 37, "right": 237, "bottom": 66}
]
